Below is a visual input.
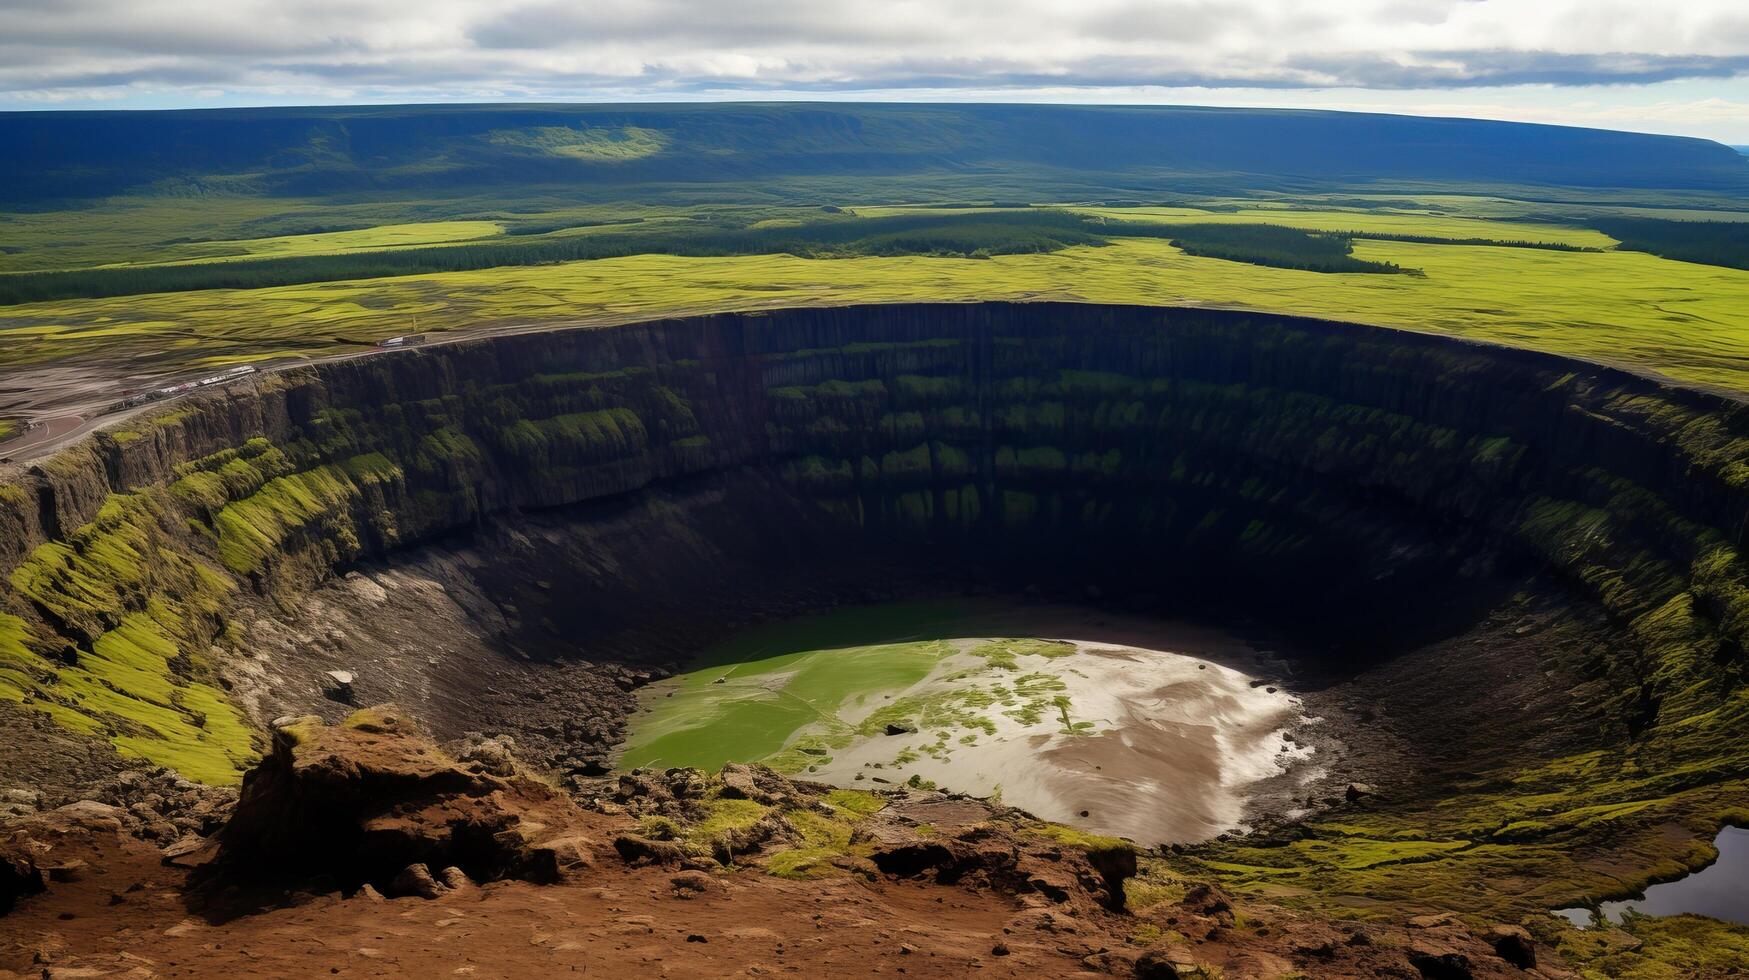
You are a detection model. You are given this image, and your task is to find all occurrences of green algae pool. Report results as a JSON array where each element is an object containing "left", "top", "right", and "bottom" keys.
[{"left": 616, "top": 601, "right": 973, "bottom": 772}]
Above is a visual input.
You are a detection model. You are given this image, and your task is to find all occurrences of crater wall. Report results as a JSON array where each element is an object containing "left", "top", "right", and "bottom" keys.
[{"left": 2, "top": 303, "right": 1748, "bottom": 910}]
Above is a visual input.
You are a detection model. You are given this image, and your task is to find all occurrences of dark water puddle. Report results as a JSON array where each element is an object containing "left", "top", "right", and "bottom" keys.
[{"left": 1555, "top": 826, "right": 1749, "bottom": 927}]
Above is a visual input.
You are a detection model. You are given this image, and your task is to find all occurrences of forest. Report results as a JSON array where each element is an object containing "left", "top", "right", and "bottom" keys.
[{"left": 1591, "top": 217, "right": 1749, "bottom": 270}]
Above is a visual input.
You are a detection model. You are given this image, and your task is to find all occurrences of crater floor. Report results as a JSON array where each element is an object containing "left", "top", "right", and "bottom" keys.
[{"left": 621, "top": 602, "right": 1330, "bottom": 844}]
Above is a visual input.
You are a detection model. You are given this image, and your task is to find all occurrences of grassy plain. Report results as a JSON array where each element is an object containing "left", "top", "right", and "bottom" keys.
[
  {"left": 114, "top": 220, "right": 509, "bottom": 267},
  {"left": 6, "top": 221, "right": 1748, "bottom": 393}
]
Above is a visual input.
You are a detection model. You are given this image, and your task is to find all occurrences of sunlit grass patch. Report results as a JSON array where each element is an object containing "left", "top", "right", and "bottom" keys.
[{"left": 6, "top": 230, "right": 1747, "bottom": 392}]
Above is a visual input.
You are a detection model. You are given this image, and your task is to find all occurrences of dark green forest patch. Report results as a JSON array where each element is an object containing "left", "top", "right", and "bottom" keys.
[
  {"left": 1146, "top": 224, "right": 1406, "bottom": 274},
  {"left": 1592, "top": 217, "right": 1749, "bottom": 270}
]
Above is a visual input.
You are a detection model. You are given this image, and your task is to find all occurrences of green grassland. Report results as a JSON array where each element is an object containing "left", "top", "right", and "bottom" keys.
[
  {"left": 1086, "top": 204, "right": 1618, "bottom": 249},
  {"left": 116, "top": 220, "right": 509, "bottom": 267},
  {"left": 5, "top": 209, "right": 1464, "bottom": 304},
  {"left": 0, "top": 197, "right": 477, "bottom": 273},
  {"left": 5, "top": 206, "right": 1748, "bottom": 393}
]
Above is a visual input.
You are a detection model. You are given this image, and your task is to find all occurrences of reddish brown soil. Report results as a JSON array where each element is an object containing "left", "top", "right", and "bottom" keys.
[
  {"left": 1, "top": 819, "right": 1112, "bottom": 979},
  {"left": 1, "top": 711, "right": 1574, "bottom": 979}
]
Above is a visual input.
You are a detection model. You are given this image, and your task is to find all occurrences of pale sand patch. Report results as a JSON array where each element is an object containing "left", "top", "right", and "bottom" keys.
[{"left": 801, "top": 639, "right": 1313, "bottom": 845}]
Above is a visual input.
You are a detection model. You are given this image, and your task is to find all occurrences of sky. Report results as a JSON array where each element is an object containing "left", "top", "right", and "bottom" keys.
[{"left": 3, "top": 0, "right": 1749, "bottom": 144}]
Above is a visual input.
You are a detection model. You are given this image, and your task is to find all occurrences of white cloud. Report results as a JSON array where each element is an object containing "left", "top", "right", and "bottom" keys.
[{"left": 2, "top": 0, "right": 1747, "bottom": 140}]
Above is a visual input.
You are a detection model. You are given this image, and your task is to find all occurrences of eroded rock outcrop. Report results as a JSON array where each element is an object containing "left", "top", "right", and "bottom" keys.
[
  {"left": 205, "top": 705, "right": 599, "bottom": 892},
  {"left": 594, "top": 763, "right": 1139, "bottom": 915}
]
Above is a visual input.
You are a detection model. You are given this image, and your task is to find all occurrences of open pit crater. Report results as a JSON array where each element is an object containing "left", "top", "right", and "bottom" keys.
[{"left": 5, "top": 300, "right": 1749, "bottom": 921}]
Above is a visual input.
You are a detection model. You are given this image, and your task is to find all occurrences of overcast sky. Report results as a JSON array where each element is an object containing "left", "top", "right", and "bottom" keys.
[{"left": 4, "top": 0, "right": 1749, "bottom": 143}]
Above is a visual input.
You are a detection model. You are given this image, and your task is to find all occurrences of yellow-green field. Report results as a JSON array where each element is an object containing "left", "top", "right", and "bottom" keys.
[
  {"left": 1089, "top": 206, "right": 1618, "bottom": 248},
  {"left": 6, "top": 230, "right": 1748, "bottom": 392},
  {"left": 3, "top": 196, "right": 1747, "bottom": 404},
  {"left": 860, "top": 202, "right": 1621, "bottom": 249},
  {"left": 97, "top": 220, "right": 508, "bottom": 268}
]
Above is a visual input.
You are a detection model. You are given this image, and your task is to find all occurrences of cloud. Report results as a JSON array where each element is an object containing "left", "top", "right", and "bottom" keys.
[
  {"left": 1283, "top": 51, "right": 1749, "bottom": 90},
  {"left": 1, "top": 0, "right": 1746, "bottom": 116}
]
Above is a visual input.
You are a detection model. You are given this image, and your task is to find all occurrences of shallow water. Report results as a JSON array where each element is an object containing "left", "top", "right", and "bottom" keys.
[{"left": 1555, "top": 826, "right": 1749, "bottom": 927}]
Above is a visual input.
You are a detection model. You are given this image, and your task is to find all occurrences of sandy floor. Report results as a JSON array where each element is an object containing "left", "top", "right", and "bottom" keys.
[{"left": 805, "top": 638, "right": 1314, "bottom": 846}]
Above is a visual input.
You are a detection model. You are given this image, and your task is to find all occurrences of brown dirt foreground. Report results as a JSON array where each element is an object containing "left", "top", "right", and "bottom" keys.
[
  {"left": 2, "top": 831, "right": 1089, "bottom": 978},
  {"left": 2, "top": 707, "right": 1565, "bottom": 979}
]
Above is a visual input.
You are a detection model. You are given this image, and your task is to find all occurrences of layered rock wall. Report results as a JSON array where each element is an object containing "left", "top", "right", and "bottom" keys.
[{"left": 2, "top": 303, "right": 1747, "bottom": 786}]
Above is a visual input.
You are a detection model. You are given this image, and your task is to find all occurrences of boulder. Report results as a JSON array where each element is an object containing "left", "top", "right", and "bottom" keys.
[
  {"left": 613, "top": 834, "right": 687, "bottom": 868},
  {"left": 526, "top": 835, "right": 595, "bottom": 878},
  {"left": 456, "top": 735, "right": 519, "bottom": 777},
  {"left": 43, "top": 858, "right": 86, "bottom": 883},
  {"left": 708, "top": 812, "right": 793, "bottom": 865},
  {"left": 206, "top": 705, "right": 600, "bottom": 893},
  {"left": 322, "top": 670, "right": 356, "bottom": 704},
  {"left": 160, "top": 835, "right": 215, "bottom": 869},
  {"left": 670, "top": 869, "right": 720, "bottom": 897},
  {"left": 716, "top": 763, "right": 789, "bottom": 806},
  {"left": 389, "top": 863, "right": 445, "bottom": 900},
  {"left": 1181, "top": 883, "right": 1234, "bottom": 916},
  {"left": 856, "top": 800, "right": 1134, "bottom": 913},
  {"left": 0, "top": 789, "right": 42, "bottom": 811},
  {"left": 1, "top": 801, "right": 135, "bottom": 913}
]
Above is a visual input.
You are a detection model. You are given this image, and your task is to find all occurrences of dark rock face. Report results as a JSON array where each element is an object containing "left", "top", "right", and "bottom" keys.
[
  {"left": 7, "top": 304, "right": 1743, "bottom": 624},
  {"left": 9, "top": 303, "right": 1745, "bottom": 598}
]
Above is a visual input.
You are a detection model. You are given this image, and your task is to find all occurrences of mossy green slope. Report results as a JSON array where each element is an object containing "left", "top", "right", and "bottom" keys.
[{"left": 2, "top": 493, "right": 253, "bottom": 782}]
